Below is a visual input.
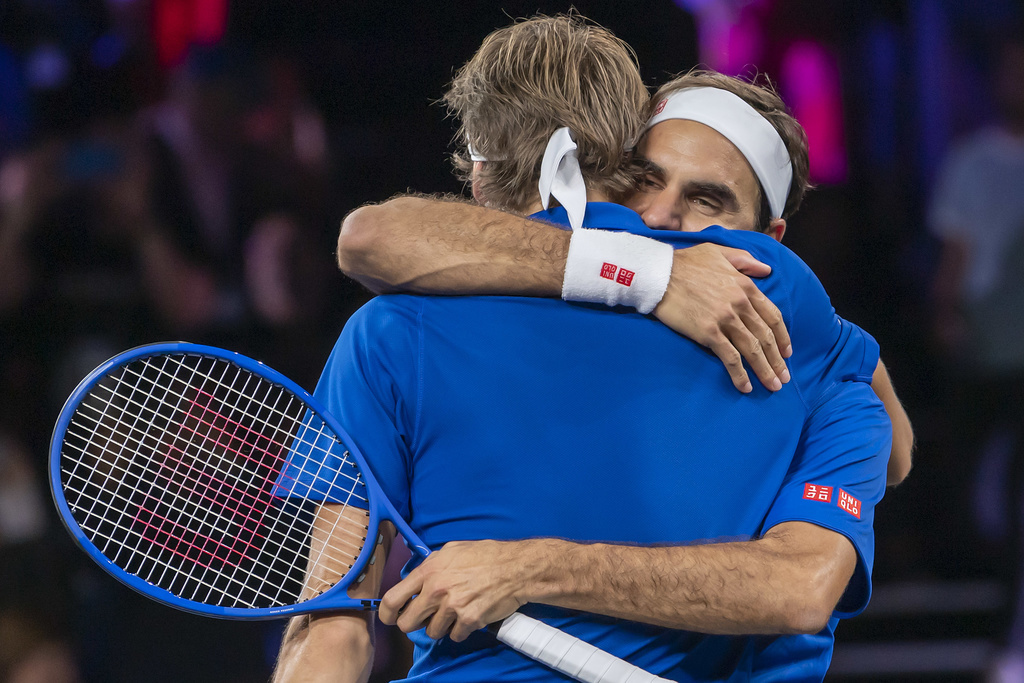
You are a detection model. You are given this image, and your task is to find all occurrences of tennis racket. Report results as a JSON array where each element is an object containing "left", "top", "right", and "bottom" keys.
[{"left": 50, "top": 342, "right": 670, "bottom": 683}]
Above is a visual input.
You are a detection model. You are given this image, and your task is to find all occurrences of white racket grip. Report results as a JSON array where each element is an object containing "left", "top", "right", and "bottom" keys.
[{"left": 495, "top": 612, "right": 671, "bottom": 683}]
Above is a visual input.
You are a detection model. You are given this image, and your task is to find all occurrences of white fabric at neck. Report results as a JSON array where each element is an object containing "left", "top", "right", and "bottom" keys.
[
  {"left": 646, "top": 87, "right": 792, "bottom": 219},
  {"left": 538, "top": 127, "right": 587, "bottom": 230}
]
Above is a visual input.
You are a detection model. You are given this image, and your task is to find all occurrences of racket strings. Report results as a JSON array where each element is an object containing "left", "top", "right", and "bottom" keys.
[
  {"left": 64, "top": 383, "right": 368, "bottom": 564},
  {"left": 95, "top": 359, "right": 367, "bottom": 497},
  {"left": 60, "top": 353, "right": 373, "bottom": 609}
]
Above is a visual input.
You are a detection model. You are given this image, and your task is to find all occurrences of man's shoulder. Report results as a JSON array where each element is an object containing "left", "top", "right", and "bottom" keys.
[
  {"left": 350, "top": 293, "right": 568, "bottom": 332},
  {"left": 625, "top": 225, "right": 822, "bottom": 294},
  {"left": 351, "top": 294, "right": 424, "bottom": 322},
  {"left": 342, "top": 295, "right": 425, "bottom": 350}
]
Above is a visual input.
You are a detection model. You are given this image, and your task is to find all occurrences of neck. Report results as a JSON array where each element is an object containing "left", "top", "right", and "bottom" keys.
[{"left": 522, "top": 187, "right": 611, "bottom": 215}]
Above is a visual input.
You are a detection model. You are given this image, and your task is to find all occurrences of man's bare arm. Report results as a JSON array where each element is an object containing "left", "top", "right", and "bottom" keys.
[
  {"left": 273, "top": 506, "right": 394, "bottom": 683},
  {"left": 871, "top": 360, "right": 914, "bottom": 486},
  {"left": 338, "top": 195, "right": 791, "bottom": 393},
  {"left": 379, "top": 521, "right": 855, "bottom": 641},
  {"left": 339, "top": 196, "right": 567, "bottom": 296}
]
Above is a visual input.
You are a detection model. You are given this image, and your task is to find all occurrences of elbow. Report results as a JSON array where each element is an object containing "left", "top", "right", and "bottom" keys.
[
  {"left": 337, "top": 204, "right": 386, "bottom": 281},
  {"left": 886, "top": 427, "right": 915, "bottom": 487},
  {"left": 777, "top": 588, "right": 837, "bottom": 635},
  {"left": 887, "top": 452, "right": 913, "bottom": 487},
  {"left": 776, "top": 563, "right": 852, "bottom": 634},
  {"left": 780, "top": 602, "right": 833, "bottom": 635}
]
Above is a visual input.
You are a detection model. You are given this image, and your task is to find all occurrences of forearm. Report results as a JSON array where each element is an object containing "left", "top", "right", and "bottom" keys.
[
  {"left": 522, "top": 523, "right": 854, "bottom": 635},
  {"left": 273, "top": 613, "right": 374, "bottom": 683},
  {"left": 273, "top": 506, "right": 391, "bottom": 682},
  {"left": 337, "top": 196, "right": 568, "bottom": 295}
]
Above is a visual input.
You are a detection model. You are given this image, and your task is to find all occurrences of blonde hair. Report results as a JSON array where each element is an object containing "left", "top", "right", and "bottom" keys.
[
  {"left": 444, "top": 14, "right": 648, "bottom": 212},
  {"left": 650, "top": 70, "right": 811, "bottom": 225}
]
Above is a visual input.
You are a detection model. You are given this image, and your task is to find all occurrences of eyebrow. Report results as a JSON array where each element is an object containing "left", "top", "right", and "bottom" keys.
[
  {"left": 636, "top": 154, "right": 741, "bottom": 212},
  {"left": 686, "top": 181, "right": 741, "bottom": 212},
  {"left": 636, "top": 155, "right": 665, "bottom": 178}
]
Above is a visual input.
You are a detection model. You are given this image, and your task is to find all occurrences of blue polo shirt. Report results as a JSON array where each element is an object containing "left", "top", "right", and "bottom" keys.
[{"left": 284, "top": 202, "right": 890, "bottom": 682}]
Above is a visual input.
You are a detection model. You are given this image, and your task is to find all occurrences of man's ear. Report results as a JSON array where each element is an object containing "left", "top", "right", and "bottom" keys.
[
  {"left": 768, "top": 218, "right": 786, "bottom": 242},
  {"left": 471, "top": 160, "right": 486, "bottom": 205}
]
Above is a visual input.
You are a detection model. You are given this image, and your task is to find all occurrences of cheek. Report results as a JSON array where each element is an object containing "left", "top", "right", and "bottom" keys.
[
  {"left": 623, "top": 191, "right": 649, "bottom": 214},
  {"left": 678, "top": 214, "right": 714, "bottom": 233}
]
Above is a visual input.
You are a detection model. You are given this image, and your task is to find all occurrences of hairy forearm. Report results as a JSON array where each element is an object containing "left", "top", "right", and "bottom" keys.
[
  {"left": 337, "top": 196, "right": 568, "bottom": 295},
  {"left": 522, "top": 524, "right": 854, "bottom": 635}
]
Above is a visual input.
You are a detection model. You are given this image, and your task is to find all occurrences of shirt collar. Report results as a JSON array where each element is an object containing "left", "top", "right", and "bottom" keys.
[{"left": 529, "top": 202, "right": 648, "bottom": 232}]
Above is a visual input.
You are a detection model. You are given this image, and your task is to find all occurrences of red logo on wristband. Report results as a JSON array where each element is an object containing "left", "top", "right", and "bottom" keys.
[{"left": 599, "top": 263, "right": 634, "bottom": 287}]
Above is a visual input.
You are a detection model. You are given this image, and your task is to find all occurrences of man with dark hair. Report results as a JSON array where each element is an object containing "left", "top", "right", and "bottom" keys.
[
  {"left": 274, "top": 15, "right": 892, "bottom": 682},
  {"left": 339, "top": 67, "right": 913, "bottom": 484}
]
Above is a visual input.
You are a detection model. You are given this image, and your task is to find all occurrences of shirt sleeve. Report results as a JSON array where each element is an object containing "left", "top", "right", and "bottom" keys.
[
  {"left": 760, "top": 380, "right": 891, "bottom": 617},
  {"left": 639, "top": 227, "right": 881, "bottom": 402},
  {"left": 761, "top": 244, "right": 880, "bottom": 409},
  {"left": 275, "top": 296, "right": 421, "bottom": 516}
]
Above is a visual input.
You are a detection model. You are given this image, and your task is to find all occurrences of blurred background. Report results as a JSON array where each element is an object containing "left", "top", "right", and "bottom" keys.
[{"left": 1, "top": 0, "right": 1023, "bottom": 681}]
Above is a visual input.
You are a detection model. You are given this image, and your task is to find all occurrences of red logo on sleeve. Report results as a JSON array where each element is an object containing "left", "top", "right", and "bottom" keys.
[
  {"left": 600, "top": 263, "right": 618, "bottom": 280},
  {"left": 838, "top": 489, "right": 862, "bottom": 518},
  {"left": 616, "top": 268, "right": 635, "bottom": 286},
  {"left": 802, "top": 483, "right": 833, "bottom": 503},
  {"left": 653, "top": 99, "right": 668, "bottom": 115}
]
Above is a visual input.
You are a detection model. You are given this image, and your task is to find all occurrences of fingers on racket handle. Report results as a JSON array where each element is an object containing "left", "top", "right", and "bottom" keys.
[{"left": 494, "top": 612, "right": 671, "bottom": 683}]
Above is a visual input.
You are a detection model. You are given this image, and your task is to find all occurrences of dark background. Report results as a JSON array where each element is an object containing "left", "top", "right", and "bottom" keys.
[{"left": 1, "top": 0, "right": 1022, "bottom": 681}]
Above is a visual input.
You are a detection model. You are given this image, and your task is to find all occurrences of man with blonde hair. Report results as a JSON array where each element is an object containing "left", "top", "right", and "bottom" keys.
[
  {"left": 340, "top": 68, "right": 913, "bottom": 484},
  {"left": 274, "top": 14, "right": 892, "bottom": 682}
]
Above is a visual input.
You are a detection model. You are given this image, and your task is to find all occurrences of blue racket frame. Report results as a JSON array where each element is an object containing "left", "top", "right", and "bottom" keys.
[{"left": 50, "top": 341, "right": 430, "bottom": 620}]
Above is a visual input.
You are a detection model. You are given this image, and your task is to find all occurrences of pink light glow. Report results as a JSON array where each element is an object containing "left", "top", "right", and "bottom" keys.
[
  {"left": 153, "top": 0, "right": 228, "bottom": 68},
  {"left": 780, "top": 40, "right": 848, "bottom": 184}
]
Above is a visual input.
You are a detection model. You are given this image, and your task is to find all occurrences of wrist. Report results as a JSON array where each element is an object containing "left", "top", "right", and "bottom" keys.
[
  {"left": 519, "top": 538, "right": 595, "bottom": 605},
  {"left": 561, "top": 229, "right": 673, "bottom": 313}
]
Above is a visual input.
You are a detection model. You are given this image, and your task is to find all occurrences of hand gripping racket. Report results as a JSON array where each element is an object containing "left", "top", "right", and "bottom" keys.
[{"left": 50, "top": 342, "right": 670, "bottom": 683}]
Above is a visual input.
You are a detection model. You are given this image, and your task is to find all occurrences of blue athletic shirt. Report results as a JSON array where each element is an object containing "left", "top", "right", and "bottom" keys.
[{"left": 282, "top": 202, "right": 891, "bottom": 682}]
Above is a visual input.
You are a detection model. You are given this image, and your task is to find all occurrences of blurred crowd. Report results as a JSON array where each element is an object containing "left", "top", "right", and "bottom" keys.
[
  {"left": 0, "top": 2, "right": 373, "bottom": 680},
  {"left": 1, "top": 0, "right": 1023, "bottom": 681}
]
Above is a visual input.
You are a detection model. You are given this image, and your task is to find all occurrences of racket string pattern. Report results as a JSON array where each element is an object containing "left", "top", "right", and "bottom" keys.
[{"left": 58, "top": 352, "right": 370, "bottom": 610}]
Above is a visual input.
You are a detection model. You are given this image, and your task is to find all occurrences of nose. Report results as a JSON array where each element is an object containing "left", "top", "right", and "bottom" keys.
[{"left": 639, "top": 191, "right": 682, "bottom": 231}]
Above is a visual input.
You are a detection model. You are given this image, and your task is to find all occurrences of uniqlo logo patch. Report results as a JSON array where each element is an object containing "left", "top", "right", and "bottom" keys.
[
  {"left": 802, "top": 483, "right": 833, "bottom": 503},
  {"left": 653, "top": 99, "right": 668, "bottom": 115},
  {"left": 838, "top": 489, "right": 861, "bottom": 518},
  {"left": 616, "top": 268, "right": 634, "bottom": 286},
  {"left": 600, "top": 262, "right": 618, "bottom": 280}
]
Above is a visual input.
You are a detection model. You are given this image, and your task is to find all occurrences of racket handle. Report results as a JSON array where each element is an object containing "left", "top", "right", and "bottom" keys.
[{"left": 494, "top": 612, "right": 671, "bottom": 683}]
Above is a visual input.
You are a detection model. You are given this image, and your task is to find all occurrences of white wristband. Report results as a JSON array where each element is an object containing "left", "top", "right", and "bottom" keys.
[{"left": 561, "top": 229, "right": 674, "bottom": 314}]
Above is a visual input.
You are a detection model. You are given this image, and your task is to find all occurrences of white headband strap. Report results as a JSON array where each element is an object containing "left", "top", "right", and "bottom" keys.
[
  {"left": 467, "top": 142, "right": 489, "bottom": 162},
  {"left": 646, "top": 87, "right": 793, "bottom": 219},
  {"left": 538, "top": 127, "right": 587, "bottom": 231},
  {"left": 470, "top": 128, "right": 587, "bottom": 229}
]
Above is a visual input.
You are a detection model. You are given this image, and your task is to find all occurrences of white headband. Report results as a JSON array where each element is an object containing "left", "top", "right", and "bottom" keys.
[
  {"left": 646, "top": 87, "right": 793, "bottom": 219},
  {"left": 469, "top": 127, "right": 588, "bottom": 230},
  {"left": 538, "top": 127, "right": 586, "bottom": 230}
]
